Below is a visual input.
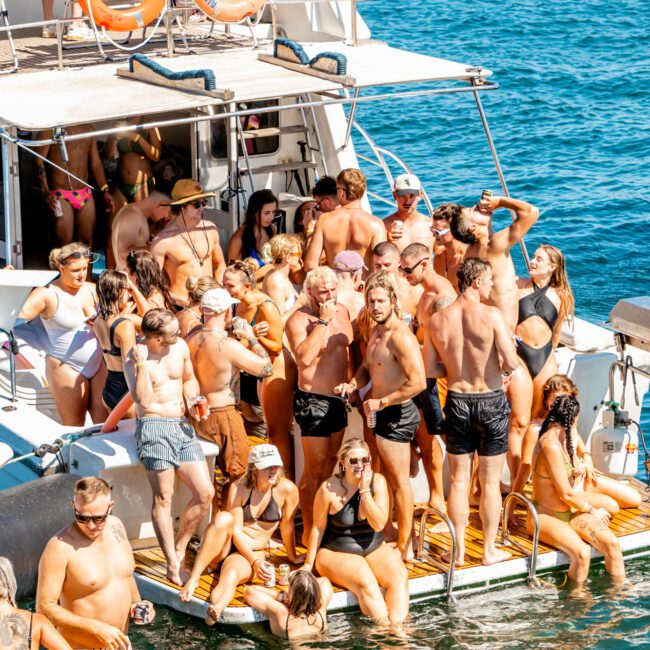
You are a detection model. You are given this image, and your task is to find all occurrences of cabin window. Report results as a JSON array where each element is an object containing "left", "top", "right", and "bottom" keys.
[{"left": 211, "top": 100, "right": 280, "bottom": 159}]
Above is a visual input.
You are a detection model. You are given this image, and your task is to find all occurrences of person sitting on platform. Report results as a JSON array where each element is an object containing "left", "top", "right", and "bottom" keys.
[
  {"left": 0, "top": 557, "right": 72, "bottom": 650},
  {"left": 304, "top": 438, "right": 409, "bottom": 628},
  {"left": 179, "top": 444, "right": 303, "bottom": 625},
  {"left": 529, "top": 395, "right": 626, "bottom": 583},
  {"left": 243, "top": 570, "right": 332, "bottom": 641}
]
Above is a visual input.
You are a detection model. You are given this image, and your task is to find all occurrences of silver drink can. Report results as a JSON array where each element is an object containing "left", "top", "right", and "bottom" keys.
[
  {"left": 231, "top": 316, "right": 248, "bottom": 332},
  {"left": 366, "top": 409, "right": 377, "bottom": 429},
  {"left": 54, "top": 199, "right": 64, "bottom": 218},
  {"left": 264, "top": 562, "right": 276, "bottom": 588},
  {"left": 132, "top": 602, "right": 149, "bottom": 625},
  {"left": 278, "top": 564, "right": 290, "bottom": 586}
]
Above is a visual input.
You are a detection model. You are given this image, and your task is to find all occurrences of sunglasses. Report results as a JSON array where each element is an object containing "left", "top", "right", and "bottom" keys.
[
  {"left": 347, "top": 456, "right": 371, "bottom": 466},
  {"left": 430, "top": 227, "right": 450, "bottom": 237},
  {"left": 189, "top": 200, "right": 207, "bottom": 209},
  {"left": 64, "top": 251, "right": 99, "bottom": 264},
  {"left": 74, "top": 505, "right": 111, "bottom": 525},
  {"left": 399, "top": 258, "right": 427, "bottom": 275}
]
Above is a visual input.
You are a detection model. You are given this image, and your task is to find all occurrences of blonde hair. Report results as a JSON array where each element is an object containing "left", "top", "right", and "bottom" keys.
[
  {"left": 304, "top": 266, "right": 336, "bottom": 291},
  {"left": 269, "top": 234, "right": 300, "bottom": 263},
  {"left": 335, "top": 438, "right": 370, "bottom": 477},
  {"left": 186, "top": 275, "right": 218, "bottom": 304},
  {"left": 0, "top": 557, "right": 17, "bottom": 606},
  {"left": 337, "top": 169, "right": 366, "bottom": 201},
  {"left": 538, "top": 244, "right": 574, "bottom": 344},
  {"left": 225, "top": 261, "right": 256, "bottom": 288},
  {"left": 48, "top": 242, "right": 89, "bottom": 270},
  {"left": 74, "top": 477, "right": 111, "bottom": 503},
  {"left": 364, "top": 271, "right": 401, "bottom": 317}
]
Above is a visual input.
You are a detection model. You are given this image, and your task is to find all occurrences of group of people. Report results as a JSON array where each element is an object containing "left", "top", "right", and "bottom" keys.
[{"left": 12, "top": 164, "right": 643, "bottom": 646}]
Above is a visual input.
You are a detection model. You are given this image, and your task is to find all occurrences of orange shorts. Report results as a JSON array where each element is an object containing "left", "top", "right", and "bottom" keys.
[{"left": 196, "top": 405, "right": 250, "bottom": 480}]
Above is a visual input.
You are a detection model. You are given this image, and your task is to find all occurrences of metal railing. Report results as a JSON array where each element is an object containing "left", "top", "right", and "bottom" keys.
[
  {"left": 417, "top": 506, "right": 457, "bottom": 603},
  {"left": 501, "top": 493, "right": 540, "bottom": 587}
]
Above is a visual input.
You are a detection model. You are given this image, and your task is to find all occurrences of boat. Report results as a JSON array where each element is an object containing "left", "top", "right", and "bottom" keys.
[{"left": 1, "top": 0, "right": 650, "bottom": 625}]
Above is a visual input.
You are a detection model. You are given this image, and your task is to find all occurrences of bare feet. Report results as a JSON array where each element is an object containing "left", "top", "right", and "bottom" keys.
[
  {"left": 401, "top": 546, "right": 415, "bottom": 563},
  {"left": 482, "top": 548, "right": 512, "bottom": 566},
  {"left": 179, "top": 576, "right": 199, "bottom": 602},
  {"left": 428, "top": 520, "right": 450, "bottom": 534},
  {"left": 166, "top": 565, "right": 183, "bottom": 586},
  {"left": 441, "top": 549, "right": 465, "bottom": 567},
  {"left": 205, "top": 604, "right": 220, "bottom": 626}
]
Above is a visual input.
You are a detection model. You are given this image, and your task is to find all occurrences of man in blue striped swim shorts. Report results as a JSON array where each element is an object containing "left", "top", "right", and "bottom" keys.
[{"left": 125, "top": 308, "right": 215, "bottom": 586}]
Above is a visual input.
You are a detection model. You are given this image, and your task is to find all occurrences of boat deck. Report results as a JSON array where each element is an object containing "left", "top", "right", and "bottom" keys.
[{"left": 133, "top": 458, "right": 650, "bottom": 623}]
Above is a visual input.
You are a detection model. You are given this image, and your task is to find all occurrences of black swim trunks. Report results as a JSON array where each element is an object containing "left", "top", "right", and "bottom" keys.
[
  {"left": 443, "top": 390, "right": 511, "bottom": 456},
  {"left": 293, "top": 387, "right": 348, "bottom": 438},
  {"left": 374, "top": 399, "right": 420, "bottom": 443},
  {"left": 413, "top": 377, "right": 444, "bottom": 436}
]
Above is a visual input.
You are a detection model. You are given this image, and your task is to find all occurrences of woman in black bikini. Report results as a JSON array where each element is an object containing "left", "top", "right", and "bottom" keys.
[
  {"left": 244, "top": 569, "right": 332, "bottom": 640},
  {"left": 179, "top": 444, "right": 303, "bottom": 624},
  {"left": 223, "top": 262, "right": 296, "bottom": 476},
  {"left": 508, "top": 244, "right": 574, "bottom": 481},
  {"left": 0, "top": 557, "right": 72, "bottom": 650},
  {"left": 94, "top": 271, "right": 143, "bottom": 416},
  {"left": 305, "top": 439, "right": 409, "bottom": 627}
]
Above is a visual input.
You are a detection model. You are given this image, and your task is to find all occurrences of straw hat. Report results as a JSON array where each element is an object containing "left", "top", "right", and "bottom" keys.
[{"left": 166, "top": 179, "right": 216, "bottom": 206}]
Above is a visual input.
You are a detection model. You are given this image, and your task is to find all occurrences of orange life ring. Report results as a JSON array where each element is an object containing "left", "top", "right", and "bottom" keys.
[
  {"left": 101, "top": 393, "right": 134, "bottom": 433},
  {"left": 193, "top": 0, "right": 265, "bottom": 23},
  {"left": 79, "top": 0, "right": 165, "bottom": 32}
]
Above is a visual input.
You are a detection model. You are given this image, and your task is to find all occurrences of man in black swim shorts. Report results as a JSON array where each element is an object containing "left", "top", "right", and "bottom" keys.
[
  {"left": 425, "top": 258, "right": 519, "bottom": 567},
  {"left": 286, "top": 266, "right": 354, "bottom": 544},
  {"left": 336, "top": 271, "right": 426, "bottom": 562}
]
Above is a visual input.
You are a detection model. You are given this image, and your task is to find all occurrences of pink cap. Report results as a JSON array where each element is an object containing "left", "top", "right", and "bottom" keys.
[{"left": 333, "top": 251, "right": 367, "bottom": 272}]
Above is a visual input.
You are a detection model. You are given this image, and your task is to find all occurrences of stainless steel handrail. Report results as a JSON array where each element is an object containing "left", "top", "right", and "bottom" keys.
[
  {"left": 501, "top": 492, "right": 540, "bottom": 587},
  {"left": 417, "top": 506, "right": 457, "bottom": 603}
]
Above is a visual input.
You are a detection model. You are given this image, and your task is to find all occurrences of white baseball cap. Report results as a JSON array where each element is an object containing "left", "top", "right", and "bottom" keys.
[
  {"left": 201, "top": 288, "right": 239, "bottom": 314},
  {"left": 249, "top": 444, "right": 283, "bottom": 469},
  {"left": 394, "top": 173, "right": 421, "bottom": 196}
]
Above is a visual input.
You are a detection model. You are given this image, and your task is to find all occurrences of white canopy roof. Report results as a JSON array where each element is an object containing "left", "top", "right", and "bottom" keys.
[{"left": 0, "top": 42, "right": 490, "bottom": 130}]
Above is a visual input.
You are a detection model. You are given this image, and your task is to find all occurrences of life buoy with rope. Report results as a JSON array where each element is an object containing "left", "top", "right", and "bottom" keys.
[
  {"left": 78, "top": 0, "right": 165, "bottom": 32},
  {"left": 193, "top": 0, "right": 265, "bottom": 23}
]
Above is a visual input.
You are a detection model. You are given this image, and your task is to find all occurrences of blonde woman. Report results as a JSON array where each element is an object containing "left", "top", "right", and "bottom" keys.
[
  {"left": 18, "top": 243, "right": 107, "bottom": 425},
  {"left": 177, "top": 275, "right": 217, "bottom": 338},
  {"left": 262, "top": 234, "right": 305, "bottom": 324},
  {"left": 305, "top": 438, "right": 408, "bottom": 627}
]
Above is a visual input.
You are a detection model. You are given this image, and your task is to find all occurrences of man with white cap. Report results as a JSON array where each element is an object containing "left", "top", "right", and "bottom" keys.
[
  {"left": 188, "top": 288, "right": 273, "bottom": 497},
  {"left": 384, "top": 174, "right": 434, "bottom": 253},
  {"left": 333, "top": 250, "right": 366, "bottom": 330},
  {"left": 151, "top": 179, "right": 226, "bottom": 308}
]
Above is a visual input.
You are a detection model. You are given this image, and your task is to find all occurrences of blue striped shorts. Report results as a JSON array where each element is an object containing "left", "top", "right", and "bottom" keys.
[{"left": 135, "top": 417, "right": 205, "bottom": 471}]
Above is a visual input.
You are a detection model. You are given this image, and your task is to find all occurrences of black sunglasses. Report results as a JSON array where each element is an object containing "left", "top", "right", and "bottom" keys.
[
  {"left": 347, "top": 456, "right": 371, "bottom": 466},
  {"left": 189, "top": 200, "right": 207, "bottom": 209},
  {"left": 399, "top": 258, "right": 427, "bottom": 275},
  {"left": 74, "top": 505, "right": 111, "bottom": 525}
]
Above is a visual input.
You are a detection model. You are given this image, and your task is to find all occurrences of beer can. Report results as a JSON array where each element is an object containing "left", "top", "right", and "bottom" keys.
[
  {"left": 195, "top": 396, "right": 209, "bottom": 418},
  {"left": 278, "top": 564, "right": 290, "bottom": 586},
  {"left": 54, "top": 199, "right": 64, "bottom": 218},
  {"left": 132, "top": 602, "right": 149, "bottom": 625},
  {"left": 481, "top": 189, "right": 493, "bottom": 200},
  {"left": 264, "top": 562, "right": 276, "bottom": 588},
  {"left": 231, "top": 316, "right": 248, "bottom": 333},
  {"left": 366, "top": 409, "right": 376, "bottom": 429}
]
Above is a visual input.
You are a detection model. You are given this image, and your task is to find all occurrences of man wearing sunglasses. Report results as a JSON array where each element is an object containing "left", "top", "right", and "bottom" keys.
[
  {"left": 304, "top": 169, "right": 386, "bottom": 276},
  {"left": 384, "top": 174, "right": 434, "bottom": 253},
  {"left": 311, "top": 176, "right": 340, "bottom": 216},
  {"left": 150, "top": 179, "right": 226, "bottom": 309},
  {"left": 37, "top": 477, "right": 154, "bottom": 650}
]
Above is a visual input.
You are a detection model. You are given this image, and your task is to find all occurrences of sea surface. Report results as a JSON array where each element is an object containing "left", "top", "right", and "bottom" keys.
[{"left": 22, "top": 0, "right": 650, "bottom": 647}]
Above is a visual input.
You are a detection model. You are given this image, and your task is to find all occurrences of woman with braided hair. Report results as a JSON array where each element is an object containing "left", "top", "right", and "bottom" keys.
[{"left": 528, "top": 394, "right": 625, "bottom": 582}]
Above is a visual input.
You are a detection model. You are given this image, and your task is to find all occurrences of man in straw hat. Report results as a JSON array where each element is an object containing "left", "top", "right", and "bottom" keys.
[{"left": 151, "top": 179, "right": 226, "bottom": 308}]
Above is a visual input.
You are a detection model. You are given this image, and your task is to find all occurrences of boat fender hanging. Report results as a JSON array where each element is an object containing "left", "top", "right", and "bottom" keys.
[
  {"left": 128, "top": 54, "right": 217, "bottom": 91},
  {"left": 193, "top": 0, "right": 266, "bottom": 24},
  {"left": 79, "top": 0, "right": 165, "bottom": 32},
  {"left": 0, "top": 473, "right": 81, "bottom": 601}
]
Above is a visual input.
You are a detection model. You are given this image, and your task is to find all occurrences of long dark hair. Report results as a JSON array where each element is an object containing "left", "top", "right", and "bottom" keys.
[
  {"left": 539, "top": 394, "right": 580, "bottom": 468},
  {"left": 126, "top": 250, "right": 174, "bottom": 310},
  {"left": 241, "top": 189, "right": 277, "bottom": 259},
  {"left": 97, "top": 270, "right": 129, "bottom": 317},
  {"left": 287, "top": 570, "right": 321, "bottom": 618}
]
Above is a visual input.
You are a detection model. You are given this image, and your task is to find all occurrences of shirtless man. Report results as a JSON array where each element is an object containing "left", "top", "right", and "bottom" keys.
[
  {"left": 333, "top": 250, "right": 366, "bottom": 330},
  {"left": 336, "top": 271, "right": 425, "bottom": 561},
  {"left": 304, "top": 169, "right": 386, "bottom": 273},
  {"left": 150, "top": 179, "right": 226, "bottom": 308},
  {"left": 371, "top": 241, "right": 422, "bottom": 325},
  {"left": 431, "top": 205, "right": 467, "bottom": 291},
  {"left": 424, "top": 258, "right": 519, "bottom": 566},
  {"left": 312, "top": 175, "right": 340, "bottom": 215},
  {"left": 399, "top": 242, "right": 456, "bottom": 510},
  {"left": 125, "top": 308, "right": 215, "bottom": 584},
  {"left": 384, "top": 174, "right": 434, "bottom": 253},
  {"left": 188, "top": 288, "right": 273, "bottom": 494},
  {"left": 34, "top": 124, "right": 114, "bottom": 247},
  {"left": 109, "top": 191, "right": 172, "bottom": 270},
  {"left": 285, "top": 266, "right": 354, "bottom": 543},
  {"left": 446, "top": 194, "right": 539, "bottom": 330},
  {"left": 37, "top": 477, "right": 155, "bottom": 650}
]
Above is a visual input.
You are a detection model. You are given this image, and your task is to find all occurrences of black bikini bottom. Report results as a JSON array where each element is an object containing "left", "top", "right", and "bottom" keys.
[{"left": 517, "top": 338, "right": 553, "bottom": 379}]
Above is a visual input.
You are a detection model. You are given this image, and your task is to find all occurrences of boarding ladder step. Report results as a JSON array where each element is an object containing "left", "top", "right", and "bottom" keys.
[
  {"left": 501, "top": 492, "right": 541, "bottom": 587},
  {"left": 240, "top": 125, "right": 308, "bottom": 140}
]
